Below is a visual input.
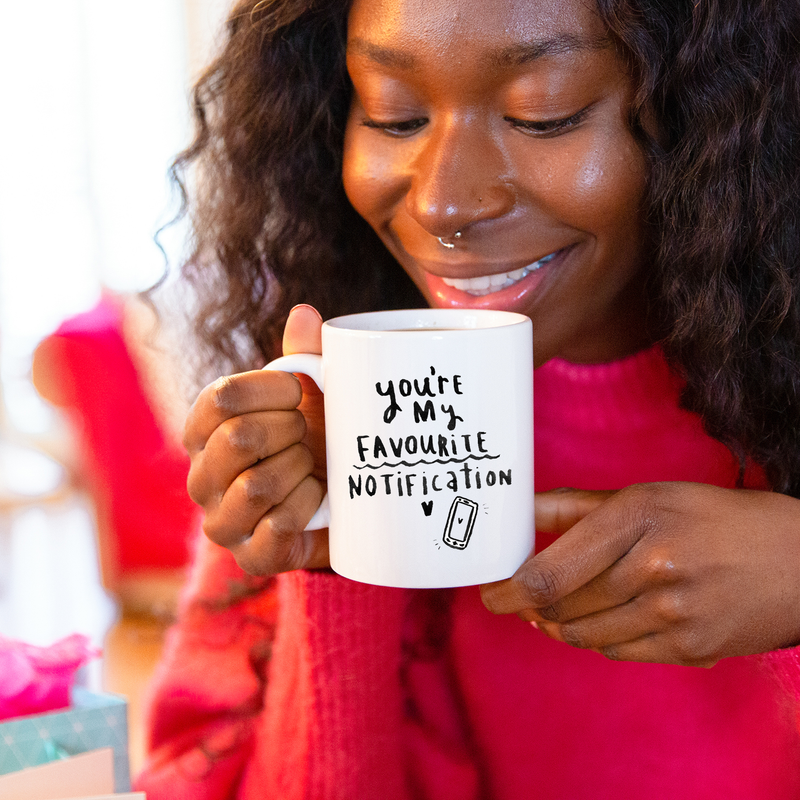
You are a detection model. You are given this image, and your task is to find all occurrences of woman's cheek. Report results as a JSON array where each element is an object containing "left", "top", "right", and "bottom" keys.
[
  {"left": 342, "top": 132, "right": 371, "bottom": 214},
  {"left": 343, "top": 136, "right": 394, "bottom": 221},
  {"left": 545, "top": 136, "right": 647, "bottom": 234}
]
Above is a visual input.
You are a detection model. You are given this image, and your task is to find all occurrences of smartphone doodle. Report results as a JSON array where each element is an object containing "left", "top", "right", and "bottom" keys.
[{"left": 443, "top": 496, "right": 479, "bottom": 550}]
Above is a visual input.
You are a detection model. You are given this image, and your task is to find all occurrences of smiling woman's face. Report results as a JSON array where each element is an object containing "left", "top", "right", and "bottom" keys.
[{"left": 342, "top": 0, "right": 652, "bottom": 366}]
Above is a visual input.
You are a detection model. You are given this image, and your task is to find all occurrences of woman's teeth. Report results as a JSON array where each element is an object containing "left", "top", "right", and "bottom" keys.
[{"left": 440, "top": 253, "right": 556, "bottom": 296}]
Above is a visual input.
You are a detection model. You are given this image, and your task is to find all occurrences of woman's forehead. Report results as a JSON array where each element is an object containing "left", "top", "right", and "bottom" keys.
[{"left": 346, "top": 0, "right": 608, "bottom": 51}]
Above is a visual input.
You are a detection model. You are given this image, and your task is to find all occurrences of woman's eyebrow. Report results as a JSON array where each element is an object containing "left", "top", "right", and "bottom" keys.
[
  {"left": 488, "top": 32, "right": 611, "bottom": 67},
  {"left": 347, "top": 32, "right": 610, "bottom": 71},
  {"left": 347, "top": 37, "right": 415, "bottom": 69}
]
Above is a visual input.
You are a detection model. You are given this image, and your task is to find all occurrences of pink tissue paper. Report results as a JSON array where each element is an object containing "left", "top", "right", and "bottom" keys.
[{"left": 0, "top": 634, "right": 100, "bottom": 722}]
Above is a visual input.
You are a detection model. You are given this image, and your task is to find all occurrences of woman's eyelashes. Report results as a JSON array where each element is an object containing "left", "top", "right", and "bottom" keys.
[
  {"left": 361, "top": 117, "right": 428, "bottom": 137},
  {"left": 504, "top": 105, "right": 592, "bottom": 136},
  {"left": 360, "top": 105, "right": 592, "bottom": 138}
]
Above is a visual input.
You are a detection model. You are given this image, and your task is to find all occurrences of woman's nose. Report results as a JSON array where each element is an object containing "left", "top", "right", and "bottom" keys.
[{"left": 404, "top": 114, "right": 514, "bottom": 238}]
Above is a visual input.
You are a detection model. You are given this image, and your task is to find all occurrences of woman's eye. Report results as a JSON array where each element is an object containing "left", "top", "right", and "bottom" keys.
[
  {"left": 361, "top": 117, "right": 427, "bottom": 137},
  {"left": 505, "top": 107, "right": 590, "bottom": 137}
]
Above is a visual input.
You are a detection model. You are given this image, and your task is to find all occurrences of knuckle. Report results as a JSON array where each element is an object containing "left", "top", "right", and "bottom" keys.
[
  {"left": 600, "top": 645, "right": 623, "bottom": 662},
  {"left": 643, "top": 549, "right": 680, "bottom": 584},
  {"left": 251, "top": 516, "right": 308, "bottom": 574},
  {"left": 559, "top": 622, "right": 589, "bottom": 649},
  {"left": 617, "top": 483, "right": 666, "bottom": 536},
  {"left": 671, "top": 636, "right": 697, "bottom": 664},
  {"left": 238, "top": 469, "right": 281, "bottom": 511},
  {"left": 181, "top": 421, "right": 196, "bottom": 453},
  {"left": 185, "top": 467, "right": 205, "bottom": 506},
  {"left": 201, "top": 514, "right": 234, "bottom": 548},
  {"left": 231, "top": 519, "right": 297, "bottom": 576},
  {"left": 209, "top": 375, "right": 244, "bottom": 415},
  {"left": 537, "top": 603, "right": 562, "bottom": 622},
  {"left": 671, "top": 626, "right": 712, "bottom": 665},
  {"left": 222, "top": 417, "right": 263, "bottom": 457},
  {"left": 616, "top": 482, "right": 649, "bottom": 505},
  {"left": 263, "top": 508, "right": 304, "bottom": 550},
  {"left": 232, "top": 543, "right": 277, "bottom": 576},
  {"left": 652, "top": 590, "right": 688, "bottom": 625}
]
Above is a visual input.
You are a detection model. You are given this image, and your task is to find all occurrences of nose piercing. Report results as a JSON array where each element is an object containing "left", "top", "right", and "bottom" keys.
[{"left": 437, "top": 231, "right": 462, "bottom": 249}]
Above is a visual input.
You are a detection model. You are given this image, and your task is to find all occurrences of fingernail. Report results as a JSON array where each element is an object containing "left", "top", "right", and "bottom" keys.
[
  {"left": 290, "top": 304, "right": 322, "bottom": 319},
  {"left": 530, "top": 621, "right": 539, "bottom": 630}
]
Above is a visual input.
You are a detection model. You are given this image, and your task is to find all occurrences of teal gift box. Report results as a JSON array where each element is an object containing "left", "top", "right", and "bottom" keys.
[{"left": 0, "top": 688, "right": 130, "bottom": 792}]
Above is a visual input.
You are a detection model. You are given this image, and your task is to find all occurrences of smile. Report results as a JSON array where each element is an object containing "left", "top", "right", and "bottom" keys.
[{"left": 440, "top": 253, "right": 557, "bottom": 296}]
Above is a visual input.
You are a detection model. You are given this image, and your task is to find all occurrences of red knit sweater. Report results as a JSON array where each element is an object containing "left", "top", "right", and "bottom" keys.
[{"left": 136, "top": 346, "right": 800, "bottom": 799}]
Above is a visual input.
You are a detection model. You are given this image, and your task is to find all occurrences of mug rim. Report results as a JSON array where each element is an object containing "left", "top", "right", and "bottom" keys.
[{"left": 324, "top": 308, "right": 530, "bottom": 333}]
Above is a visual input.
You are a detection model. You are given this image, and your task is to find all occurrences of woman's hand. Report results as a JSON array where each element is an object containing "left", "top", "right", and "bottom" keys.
[
  {"left": 481, "top": 483, "right": 800, "bottom": 666},
  {"left": 183, "top": 304, "right": 329, "bottom": 575}
]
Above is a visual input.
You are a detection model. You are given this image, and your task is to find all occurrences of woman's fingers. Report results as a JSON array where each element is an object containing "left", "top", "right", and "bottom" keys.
[
  {"left": 229, "top": 474, "right": 328, "bottom": 574},
  {"left": 183, "top": 369, "right": 303, "bottom": 456},
  {"left": 536, "top": 597, "right": 652, "bottom": 650},
  {"left": 201, "top": 442, "right": 316, "bottom": 548},
  {"left": 482, "top": 485, "right": 649, "bottom": 616},
  {"left": 187, "top": 409, "right": 307, "bottom": 507},
  {"left": 534, "top": 487, "right": 614, "bottom": 534},
  {"left": 591, "top": 636, "right": 715, "bottom": 669},
  {"left": 522, "top": 553, "right": 644, "bottom": 624},
  {"left": 485, "top": 482, "right": 800, "bottom": 665},
  {"left": 182, "top": 304, "right": 331, "bottom": 576},
  {"left": 536, "top": 592, "right": 718, "bottom": 668}
]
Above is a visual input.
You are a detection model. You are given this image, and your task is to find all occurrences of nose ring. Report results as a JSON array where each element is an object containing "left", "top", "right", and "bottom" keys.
[{"left": 437, "top": 231, "right": 462, "bottom": 249}]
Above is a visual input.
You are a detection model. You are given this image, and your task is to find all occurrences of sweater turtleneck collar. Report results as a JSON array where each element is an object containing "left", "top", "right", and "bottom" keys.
[{"left": 534, "top": 344, "right": 684, "bottom": 434}]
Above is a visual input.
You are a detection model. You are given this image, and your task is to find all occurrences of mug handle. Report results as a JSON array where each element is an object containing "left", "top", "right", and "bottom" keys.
[{"left": 262, "top": 353, "right": 330, "bottom": 531}]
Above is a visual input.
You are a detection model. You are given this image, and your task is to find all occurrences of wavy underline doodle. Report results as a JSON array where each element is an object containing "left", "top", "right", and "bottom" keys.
[{"left": 352, "top": 454, "right": 500, "bottom": 470}]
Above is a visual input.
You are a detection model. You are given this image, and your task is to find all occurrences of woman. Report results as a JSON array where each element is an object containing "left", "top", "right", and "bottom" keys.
[{"left": 138, "top": 0, "right": 800, "bottom": 796}]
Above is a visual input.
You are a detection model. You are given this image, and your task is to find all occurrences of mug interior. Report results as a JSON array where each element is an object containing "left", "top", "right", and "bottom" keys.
[{"left": 325, "top": 308, "right": 528, "bottom": 332}]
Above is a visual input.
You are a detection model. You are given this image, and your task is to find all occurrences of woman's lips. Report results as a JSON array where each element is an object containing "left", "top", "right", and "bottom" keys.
[{"left": 423, "top": 248, "right": 567, "bottom": 310}]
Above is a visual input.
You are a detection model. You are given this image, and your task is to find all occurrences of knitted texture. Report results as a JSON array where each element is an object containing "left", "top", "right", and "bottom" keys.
[{"left": 136, "top": 346, "right": 800, "bottom": 799}]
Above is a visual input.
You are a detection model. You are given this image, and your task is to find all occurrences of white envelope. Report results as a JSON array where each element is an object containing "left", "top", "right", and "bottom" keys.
[{"left": 0, "top": 747, "right": 139, "bottom": 800}]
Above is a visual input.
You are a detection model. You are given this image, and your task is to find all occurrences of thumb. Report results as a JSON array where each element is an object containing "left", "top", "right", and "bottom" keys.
[{"left": 283, "top": 304, "right": 323, "bottom": 356}]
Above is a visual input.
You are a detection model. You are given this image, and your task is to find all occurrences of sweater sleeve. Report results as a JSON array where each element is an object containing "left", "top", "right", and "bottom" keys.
[
  {"left": 137, "top": 540, "right": 481, "bottom": 800},
  {"left": 238, "top": 570, "right": 413, "bottom": 799},
  {"left": 134, "top": 536, "right": 278, "bottom": 800},
  {"left": 238, "top": 573, "right": 482, "bottom": 800}
]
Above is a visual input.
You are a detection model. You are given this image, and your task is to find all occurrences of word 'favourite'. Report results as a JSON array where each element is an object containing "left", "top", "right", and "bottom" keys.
[{"left": 355, "top": 432, "right": 490, "bottom": 463}]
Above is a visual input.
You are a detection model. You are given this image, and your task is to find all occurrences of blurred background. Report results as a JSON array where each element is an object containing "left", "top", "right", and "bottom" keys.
[{"left": 0, "top": 0, "right": 232, "bottom": 774}]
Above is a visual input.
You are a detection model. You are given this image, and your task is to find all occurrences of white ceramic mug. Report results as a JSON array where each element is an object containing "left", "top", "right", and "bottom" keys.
[{"left": 264, "top": 308, "right": 534, "bottom": 588}]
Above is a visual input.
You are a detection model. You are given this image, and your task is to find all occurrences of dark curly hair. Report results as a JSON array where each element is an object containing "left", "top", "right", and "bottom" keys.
[{"left": 169, "top": 0, "right": 800, "bottom": 496}]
